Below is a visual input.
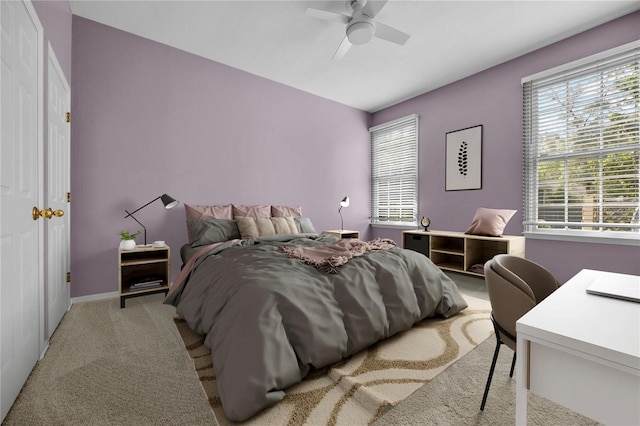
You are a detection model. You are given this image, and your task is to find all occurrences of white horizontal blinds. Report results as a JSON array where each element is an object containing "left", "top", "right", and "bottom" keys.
[
  {"left": 523, "top": 44, "right": 639, "bottom": 234},
  {"left": 370, "top": 114, "right": 418, "bottom": 225}
]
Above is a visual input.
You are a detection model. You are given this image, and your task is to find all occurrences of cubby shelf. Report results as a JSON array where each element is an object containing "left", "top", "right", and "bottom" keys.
[
  {"left": 402, "top": 230, "right": 525, "bottom": 277},
  {"left": 118, "top": 245, "right": 170, "bottom": 308}
]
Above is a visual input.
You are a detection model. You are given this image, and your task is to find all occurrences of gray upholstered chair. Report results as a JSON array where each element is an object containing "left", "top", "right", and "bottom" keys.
[{"left": 480, "top": 254, "right": 560, "bottom": 411}]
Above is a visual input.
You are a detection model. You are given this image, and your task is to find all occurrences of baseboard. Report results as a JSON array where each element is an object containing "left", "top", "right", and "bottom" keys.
[
  {"left": 39, "top": 342, "right": 49, "bottom": 360},
  {"left": 71, "top": 291, "right": 119, "bottom": 304}
]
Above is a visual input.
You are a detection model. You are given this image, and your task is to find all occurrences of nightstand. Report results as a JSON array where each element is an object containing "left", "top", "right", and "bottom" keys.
[
  {"left": 323, "top": 230, "right": 360, "bottom": 239},
  {"left": 118, "top": 245, "right": 170, "bottom": 308}
]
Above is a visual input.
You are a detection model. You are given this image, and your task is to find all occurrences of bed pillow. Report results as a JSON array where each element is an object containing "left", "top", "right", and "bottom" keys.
[
  {"left": 294, "top": 217, "right": 317, "bottom": 234},
  {"left": 270, "top": 217, "right": 299, "bottom": 234},
  {"left": 255, "top": 217, "right": 276, "bottom": 236},
  {"left": 187, "top": 218, "right": 241, "bottom": 247},
  {"left": 235, "top": 217, "right": 270, "bottom": 238},
  {"left": 235, "top": 217, "right": 260, "bottom": 238},
  {"left": 271, "top": 205, "right": 303, "bottom": 218},
  {"left": 236, "top": 217, "right": 300, "bottom": 238},
  {"left": 184, "top": 204, "right": 234, "bottom": 243},
  {"left": 232, "top": 204, "right": 271, "bottom": 218},
  {"left": 185, "top": 204, "right": 233, "bottom": 220},
  {"left": 465, "top": 207, "right": 517, "bottom": 237}
]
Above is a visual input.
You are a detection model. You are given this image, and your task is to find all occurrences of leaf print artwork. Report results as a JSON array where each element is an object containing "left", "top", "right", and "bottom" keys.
[
  {"left": 458, "top": 141, "right": 468, "bottom": 177},
  {"left": 446, "top": 125, "right": 482, "bottom": 191}
]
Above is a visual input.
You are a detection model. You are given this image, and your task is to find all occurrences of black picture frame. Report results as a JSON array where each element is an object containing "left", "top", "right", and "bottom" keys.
[{"left": 445, "top": 125, "right": 483, "bottom": 191}]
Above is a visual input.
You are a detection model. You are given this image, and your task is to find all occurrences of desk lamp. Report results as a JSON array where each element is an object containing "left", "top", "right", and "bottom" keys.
[
  {"left": 338, "top": 196, "right": 350, "bottom": 230},
  {"left": 124, "top": 193, "right": 179, "bottom": 245}
]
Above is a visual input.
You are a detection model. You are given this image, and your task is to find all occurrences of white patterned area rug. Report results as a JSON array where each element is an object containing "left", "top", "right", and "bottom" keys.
[{"left": 174, "top": 294, "right": 492, "bottom": 425}]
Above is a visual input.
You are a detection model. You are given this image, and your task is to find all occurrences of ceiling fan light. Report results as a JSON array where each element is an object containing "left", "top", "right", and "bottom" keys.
[{"left": 346, "top": 21, "right": 374, "bottom": 45}]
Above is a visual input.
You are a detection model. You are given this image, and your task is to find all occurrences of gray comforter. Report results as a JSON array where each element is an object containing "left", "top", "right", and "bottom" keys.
[{"left": 165, "top": 234, "right": 467, "bottom": 421}]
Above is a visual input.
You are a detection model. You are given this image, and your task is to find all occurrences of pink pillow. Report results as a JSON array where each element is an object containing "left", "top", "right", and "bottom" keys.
[
  {"left": 271, "top": 205, "right": 302, "bottom": 218},
  {"left": 184, "top": 204, "right": 233, "bottom": 220},
  {"left": 465, "top": 208, "right": 517, "bottom": 237},
  {"left": 232, "top": 204, "right": 271, "bottom": 218}
]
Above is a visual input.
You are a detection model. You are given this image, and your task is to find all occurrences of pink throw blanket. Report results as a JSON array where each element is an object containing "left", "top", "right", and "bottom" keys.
[{"left": 279, "top": 238, "right": 397, "bottom": 273}]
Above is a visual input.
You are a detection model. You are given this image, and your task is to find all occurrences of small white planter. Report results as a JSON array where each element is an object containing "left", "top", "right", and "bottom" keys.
[{"left": 119, "top": 240, "right": 136, "bottom": 250}]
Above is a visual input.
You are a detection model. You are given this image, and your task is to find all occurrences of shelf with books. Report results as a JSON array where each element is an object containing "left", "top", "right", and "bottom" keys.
[{"left": 118, "top": 246, "right": 170, "bottom": 308}]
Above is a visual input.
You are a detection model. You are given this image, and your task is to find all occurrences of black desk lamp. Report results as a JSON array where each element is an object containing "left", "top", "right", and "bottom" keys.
[
  {"left": 338, "top": 196, "right": 350, "bottom": 230},
  {"left": 124, "top": 193, "right": 179, "bottom": 245}
]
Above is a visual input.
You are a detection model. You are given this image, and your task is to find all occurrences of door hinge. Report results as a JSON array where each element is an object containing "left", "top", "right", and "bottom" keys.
[
  {"left": 66, "top": 272, "right": 71, "bottom": 283},
  {"left": 67, "top": 192, "right": 71, "bottom": 202},
  {"left": 66, "top": 112, "right": 71, "bottom": 123}
]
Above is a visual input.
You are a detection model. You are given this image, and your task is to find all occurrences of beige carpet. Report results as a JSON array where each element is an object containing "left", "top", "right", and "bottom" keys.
[
  {"left": 374, "top": 334, "right": 600, "bottom": 426},
  {"left": 174, "top": 294, "right": 493, "bottom": 425},
  {"left": 2, "top": 293, "right": 216, "bottom": 426},
  {"left": 3, "top": 291, "right": 599, "bottom": 426}
]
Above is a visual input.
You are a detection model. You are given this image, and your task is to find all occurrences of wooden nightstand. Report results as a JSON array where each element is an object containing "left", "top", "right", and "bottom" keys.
[
  {"left": 118, "top": 245, "right": 170, "bottom": 308},
  {"left": 323, "top": 230, "right": 360, "bottom": 239}
]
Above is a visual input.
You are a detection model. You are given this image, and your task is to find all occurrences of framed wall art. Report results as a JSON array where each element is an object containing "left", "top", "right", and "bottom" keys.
[{"left": 445, "top": 125, "right": 483, "bottom": 191}]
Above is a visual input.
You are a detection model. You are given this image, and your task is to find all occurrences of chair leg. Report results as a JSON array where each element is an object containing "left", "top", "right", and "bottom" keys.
[
  {"left": 480, "top": 333, "right": 501, "bottom": 411},
  {"left": 509, "top": 352, "right": 516, "bottom": 378}
]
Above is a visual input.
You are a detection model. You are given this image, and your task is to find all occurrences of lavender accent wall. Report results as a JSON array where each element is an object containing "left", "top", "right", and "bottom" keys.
[
  {"left": 33, "top": 0, "right": 72, "bottom": 82},
  {"left": 371, "top": 11, "right": 640, "bottom": 284},
  {"left": 41, "top": 7, "right": 639, "bottom": 297},
  {"left": 71, "top": 17, "right": 371, "bottom": 297}
]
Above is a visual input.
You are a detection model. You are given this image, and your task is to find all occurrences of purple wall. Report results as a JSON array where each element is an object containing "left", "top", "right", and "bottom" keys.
[
  {"left": 37, "top": 5, "right": 639, "bottom": 296},
  {"left": 33, "top": 0, "right": 72, "bottom": 83},
  {"left": 371, "top": 11, "right": 640, "bottom": 284},
  {"left": 71, "top": 17, "right": 371, "bottom": 297}
]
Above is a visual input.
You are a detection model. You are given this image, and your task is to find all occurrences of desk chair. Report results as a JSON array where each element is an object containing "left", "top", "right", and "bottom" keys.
[{"left": 480, "top": 254, "right": 559, "bottom": 411}]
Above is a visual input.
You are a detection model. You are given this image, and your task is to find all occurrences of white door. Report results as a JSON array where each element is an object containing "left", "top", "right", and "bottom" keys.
[
  {"left": 0, "top": 0, "right": 44, "bottom": 421},
  {"left": 46, "top": 43, "right": 70, "bottom": 339}
]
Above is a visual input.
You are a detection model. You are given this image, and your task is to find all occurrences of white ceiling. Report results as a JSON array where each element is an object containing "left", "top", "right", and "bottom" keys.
[{"left": 69, "top": 1, "right": 640, "bottom": 112}]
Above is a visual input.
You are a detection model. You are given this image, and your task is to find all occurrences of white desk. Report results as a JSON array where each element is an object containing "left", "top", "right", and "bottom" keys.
[{"left": 516, "top": 269, "right": 640, "bottom": 425}]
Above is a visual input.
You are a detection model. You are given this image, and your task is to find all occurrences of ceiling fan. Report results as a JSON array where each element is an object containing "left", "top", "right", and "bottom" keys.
[{"left": 305, "top": 0, "right": 410, "bottom": 60}]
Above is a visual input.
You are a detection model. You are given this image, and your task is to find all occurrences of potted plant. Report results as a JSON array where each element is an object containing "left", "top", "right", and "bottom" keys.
[{"left": 119, "top": 230, "right": 141, "bottom": 250}]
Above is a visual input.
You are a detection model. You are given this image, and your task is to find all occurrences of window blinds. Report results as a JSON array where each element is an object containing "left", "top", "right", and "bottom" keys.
[
  {"left": 523, "top": 42, "right": 639, "bottom": 237},
  {"left": 370, "top": 114, "right": 418, "bottom": 225}
]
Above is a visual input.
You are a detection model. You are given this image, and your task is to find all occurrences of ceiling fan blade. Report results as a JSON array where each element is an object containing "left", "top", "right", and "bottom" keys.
[
  {"left": 362, "top": 0, "right": 388, "bottom": 19},
  {"left": 332, "top": 36, "right": 352, "bottom": 61},
  {"left": 305, "top": 7, "right": 350, "bottom": 25},
  {"left": 374, "top": 22, "right": 410, "bottom": 45}
]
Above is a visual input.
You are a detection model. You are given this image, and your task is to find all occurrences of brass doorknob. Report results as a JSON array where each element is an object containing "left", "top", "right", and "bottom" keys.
[
  {"left": 32, "top": 207, "right": 46, "bottom": 220},
  {"left": 32, "top": 207, "right": 64, "bottom": 220}
]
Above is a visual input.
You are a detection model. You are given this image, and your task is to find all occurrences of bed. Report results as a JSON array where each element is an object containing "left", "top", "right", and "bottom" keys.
[{"left": 164, "top": 204, "right": 468, "bottom": 422}]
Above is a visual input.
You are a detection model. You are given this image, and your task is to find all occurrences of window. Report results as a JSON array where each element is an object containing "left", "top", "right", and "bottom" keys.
[
  {"left": 370, "top": 114, "right": 418, "bottom": 226},
  {"left": 523, "top": 41, "right": 639, "bottom": 244}
]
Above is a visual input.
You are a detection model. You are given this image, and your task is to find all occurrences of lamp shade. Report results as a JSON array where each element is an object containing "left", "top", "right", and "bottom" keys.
[{"left": 160, "top": 194, "right": 179, "bottom": 209}]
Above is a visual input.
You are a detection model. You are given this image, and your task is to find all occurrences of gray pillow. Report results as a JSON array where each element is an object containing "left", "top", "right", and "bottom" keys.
[
  {"left": 187, "top": 219, "right": 241, "bottom": 247},
  {"left": 294, "top": 217, "right": 317, "bottom": 234}
]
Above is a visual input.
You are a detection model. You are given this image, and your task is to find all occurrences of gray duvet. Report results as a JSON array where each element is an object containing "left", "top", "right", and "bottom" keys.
[{"left": 165, "top": 234, "right": 467, "bottom": 422}]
